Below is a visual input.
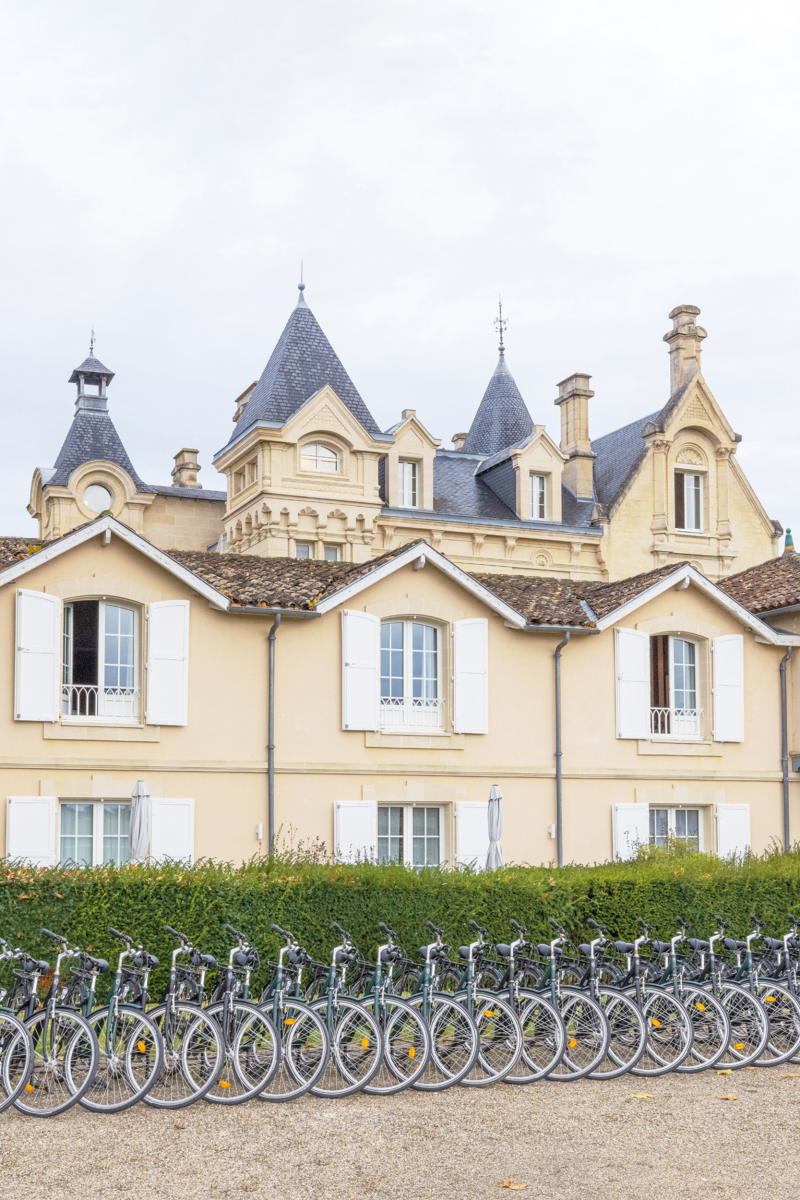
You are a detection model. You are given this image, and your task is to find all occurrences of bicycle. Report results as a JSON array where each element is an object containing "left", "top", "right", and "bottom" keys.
[
  {"left": 533, "top": 920, "right": 610, "bottom": 1081},
  {"left": 445, "top": 920, "right": 523, "bottom": 1087},
  {"left": 406, "top": 922, "right": 481, "bottom": 1092},
  {"left": 144, "top": 925, "right": 224, "bottom": 1109},
  {"left": 0, "top": 939, "right": 35, "bottom": 1112},
  {"left": 718, "top": 915, "right": 800, "bottom": 1068},
  {"left": 567, "top": 919, "right": 648, "bottom": 1080},
  {"left": 489, "top": 919, "right": 566, "bottom": 1084},
  {"left": 613, "top": 919, "right": 694, "bottom": 1077}
]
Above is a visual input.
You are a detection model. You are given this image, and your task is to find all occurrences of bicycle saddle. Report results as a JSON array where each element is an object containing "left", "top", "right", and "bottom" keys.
[
  {"left": 578, "top": 943, "right": 592, "bottom": 957},
  {"left": 651, "top": 940, "right": 672, "bottom": 954},
  {"left": 764, "top": 937, "right": 785, "bottom": 951},
  {"left": 458, "top": 946, "right": 472, "bottom": 960},
  {"left": 614, "top": 941, "right": 635, "bottom": 954},
  {"left": 90, "top": 957, "right": 110, "bottom": 973},
  {"left": 334, "top": 949, "right": 354, "bottom": 965},
  {"left": 496, "top": 944, "right": 512, "bottom": 957},
  {"left": 724, "top": 938, "right": 747, "bottom": 951},
  {"left": 687, "top": 938, "right": 709, "bottom": 952},
  {"left": 536, "top": 944, "right": 561, "bottom": 957},
  {"left": 379, "top": 947, "right": 400, "bottom": 963}
]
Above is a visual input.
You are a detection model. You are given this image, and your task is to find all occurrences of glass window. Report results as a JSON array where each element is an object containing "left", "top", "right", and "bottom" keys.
[
  {"left": 671, "top": 638, "right": 697, "bottom": 711},
  {"left": 649, "top": 807, "right": 700, "bottom": 851},
  {"left": 103, "top": 803, "right": 131, "bottom": 866},
  {"left": 324, "top": 545, "right": 340, "bottom": 562},
  {"left": 62, "top": 601, "right": 137, "bottom": 720},
  {"left": 60, "top": 803, "right": 94, "bottom": 866},
  {"left": 378, "top": 806, "right": 404, "bottom": 863},
  {"left": 412, "top": 623, "right": 438, "bottom": 700},
  {"left": 379, "top": 805, "right": 442, "bottom": 866},
  {"left": 380, "top": 620, "right": 440, "bottom": 729},
  {"left": 295, "top": 543, "right": 313, "bottom": 559},
  {"left": 412, "top": 807, "right": 440, "bottom": 866},
  {"left": 530, "top": 474, "right": 546, "bottom": 520},
  {"left": 380, "top": 622, "right": 404, "bottom": 699},
  {"left": 684, "top": 473, "right": 702, "bottom": 530},
  {"left": 398, "top": 461, "right": 418, "bottom": 508},
  {"left": 103, "top": 604, "right": 135, "bottom": 691},
  {"left": 83, "top": 483, "right": 113, "bottom": 514},
  {"left": 301, "top": 444, "right": 339, "bottom": 472}
]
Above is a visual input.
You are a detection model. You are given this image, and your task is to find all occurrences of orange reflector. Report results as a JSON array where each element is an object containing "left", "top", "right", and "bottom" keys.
[
  {"left": 284, "top": 1018, "right": 296, "bottom": 1025},
  {"left": 483, "top": 1010, "right": 496, "bottom": 1018},
  {"left": 765, "top": 996, "right": 776, "bottom": 1003},
  {"left": 695, "top": 1003, "right": 706, "bottom": 1012},
  {"left": 734, "top": 1043, "right": 745, "bottom": 1050},
  {"left": 650, "top": 1019, "right": 661, "bottom": 1028},
  {"left": 137, "top": 1040, "right": 147, "bottom": 1052},
  {"left": 568, "top": 1038, "right": 577, "bottom": 1048},
  {"left": 408, "top": 1047, "right": 415, "bottom": 1058},
  {"left": 361, "top": 1038, "right": 369, "bottom": 1049},
  {"left": 219, "top": 1080, "right": 230, "bottom": 1089},
  {"left": 24, "top": 1083, "right": 33, "bottom": 1092}
]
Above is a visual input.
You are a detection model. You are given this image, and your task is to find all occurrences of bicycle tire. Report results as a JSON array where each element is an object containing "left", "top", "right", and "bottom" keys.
[
  {"left": 408, "top": 993, "right": 480, "bottom": 1092},
  {"left": 753, "top": 980, "right": 800, "bottom": 1067},
  {"left": 359, "top": 994, "right": 432, "bottom": 1095},
  {"left": 503, "top": 989, "right": 566, "bottom": 1084},
  {"left": 203, "top": 1000, "right": 280, "bottom": 1104},
  {"left": 309, "top": 995, "right": 383, "bottom": 1097},
  {"left": 548, "top": 986, "right": 610, "bottom": 1081},
  {"left": 80, "top": 1005, "right": 164, "bottom": 1113},
  {"left": 0, "top": 1012, "right": 34, "bottom": 1113},
  {"left": 452, "top": 990, "right": 523, "bottom": 1087},
  {"left": 15, "top": 1008, "right": 99, "bottom": 1117},
  {"left": 258, "top": 998, "right": 330, "bottom": 1102},
  {"left": 588, "top": 987, "right": 648, "bottom": 1080},
  {"left": 674, "top": 986, "right": 731, "bottom": 1073},
  {"left": 624, "top": 984, "right": 694, "bottom": 1076},
  {"left": 144, "top": 1002, "right": 223, "bottom": 1109},
  {"left": 700, "top": 981, "right": 769, "bottom": 1069}
]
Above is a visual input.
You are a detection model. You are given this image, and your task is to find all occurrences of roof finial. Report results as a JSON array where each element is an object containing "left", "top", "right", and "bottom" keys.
[
  {"left": 297, "top": 261, "right": 307, "bottom": 307},
  {"left": 494, "top": 296, "right": 507, "bottom": 356},
  {"left": 89, "top": 327, "right": 95, "bottom": 357},
  {"left": 785, "top": 528, "right": 794, "bottom": 554}
]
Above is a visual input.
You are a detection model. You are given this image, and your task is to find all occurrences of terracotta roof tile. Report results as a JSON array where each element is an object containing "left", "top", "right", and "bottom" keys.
[
  {"left": 0, "top": 537, "right": 46, "bottom": 569},
  {"left": 719, "top": 553, "right": 800, "bottom": 614}
]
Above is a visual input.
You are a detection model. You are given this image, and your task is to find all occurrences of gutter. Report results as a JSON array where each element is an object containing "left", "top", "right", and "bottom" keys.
[
  {"left": 554, "top": 634, "right": 570, "bottom": 869},
  {"left": 226, "top": 605, "right": 320, "bottom": 619},
  {"left": 522, "top": 624, "right": 601, "bottom": 635},
  {"left": 781, "top": 647, "right": 793, "bottom": 850},
  {"left": 267, "top": 614, "right": 281, "bottom": 855}
]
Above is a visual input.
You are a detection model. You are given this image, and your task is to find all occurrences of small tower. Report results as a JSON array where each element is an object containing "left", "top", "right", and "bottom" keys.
[{"left": 68, "top": 339, "right": 115, "bottom": 414}]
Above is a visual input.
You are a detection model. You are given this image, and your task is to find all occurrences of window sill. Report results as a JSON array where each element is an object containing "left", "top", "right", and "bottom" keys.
[
  {"left": 638, "top": 739, "right": 722, "bottom": 757},
  {"left": 44, "top": 723, "right": 161, "bottom": 743},
  {"left": 675, "top": 528, "right": 705, "bottom": 536},
  {"left": 366, "top": 730, "right": 466, "bottom": 749}
]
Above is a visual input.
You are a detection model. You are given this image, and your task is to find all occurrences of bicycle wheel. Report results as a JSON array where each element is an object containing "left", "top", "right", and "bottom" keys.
[
  {"left": 15, "top": 1008, "right": 99, "bottom": 1117},
  {"left": 702, "top": 981, "right": 769, "bottom": 1069},
  {"left": 144, "top": 1002, "right": 223, "bottom": 1108},
  {"left": 203, "top": 1000, "right": 280, "bottom": 1104},
  {"left": 80, "top": 1005, "right": 164, "bottom": 1113},
  {"left": 408, "top": 993, "right": 480, "bottom": 1092},
  {"left": 754, "top": 981, "right": 800, "bottom": 1067},
  {"left": 0, "top": 1012, "right": 34, "bottom": 1113},
  {"left": 675, "top": 986, "right": 730, "bottom": 1073},
  {"left": 548, "top": 987, "right": 610, "bottom": 1081},
  {"left": 589, "top": 987, "right": 647, "bottom": 1080},
  {"left": 309, "top": 995, "right": 383, "bottom": 1097},
  {"left": 391, "top": 967, "right": 420, "bottom": 998},
  {"left": 504, "top": 990, "right": 566, "bottom": 1084},
  {"left": 625, "top": 984, "right": 693, "bottom": 1076},
  {"left": 453, "top": 991, "right": 523, "bottom": 1087},
  {"left": 258, "top": 999, "right": 330, "bottom": 1101},
  {"left": 360, "top": 994, "right": 432, "bottom": 1095}
]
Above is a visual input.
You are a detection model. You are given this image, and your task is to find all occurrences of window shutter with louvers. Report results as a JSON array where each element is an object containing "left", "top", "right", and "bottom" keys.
[
  {"left": 334, "top": 800, "right": 376, "bottom": 862},
  {"left": 713, "top": 635, "right": 744, "bottom": 742},
  {"left": 341, "top": 610, "right": 380, "bottom": 731},
  {"left": 453, "top": 619, "right": 489, "bottom": 734},
  {"left": 150, "top": 798, "right": 194, "bottom": 863},
  {"left": 15, "top": 590, "right": 61, "bottom": 722},
  {"left": 6, "top": 797, "right": 56, "bottom": 866},
  {"left": 146, "top": 601, "right": 190, "bottom": 726},
  {"left": 615, "top": 628, "right": 650, "bottom": 739},
  {"left": 716, "top": 803, "right": 750, "bottom": 857},
  {"left": 456, "top": 801, "right": 489, "bottom": 867},
  {"left": 612, "top": 803, "right": 649, "bottom": 861}
]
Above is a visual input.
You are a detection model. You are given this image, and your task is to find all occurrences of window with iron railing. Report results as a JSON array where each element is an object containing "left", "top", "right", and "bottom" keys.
[
  {"left": 650, "top": 634, "right": 703, "bottom": 738},
  {"left": 380, "top": 620, "right": 442, "bottom": 731},
  {"left": 62, "top": 601, "right": 139, "bottom": 722}
]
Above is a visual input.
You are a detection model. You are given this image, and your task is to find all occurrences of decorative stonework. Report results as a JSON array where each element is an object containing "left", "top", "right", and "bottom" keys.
[
  {"left": 676, "top": 445, "right": 705, "bottom": 466},
  {"left": 684, "top": 396, "right": 712, "bottom": 423},
  {"left": 303, "top": 404, "right": 345, "bottom": 432},
  {"left": 533, "top": 550, "right": 552, "bottom": 568}
]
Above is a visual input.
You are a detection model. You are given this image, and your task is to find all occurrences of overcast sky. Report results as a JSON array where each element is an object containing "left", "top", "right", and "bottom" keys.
[{"left": 1, "top": 1, "right": 798, "bottom": 542}]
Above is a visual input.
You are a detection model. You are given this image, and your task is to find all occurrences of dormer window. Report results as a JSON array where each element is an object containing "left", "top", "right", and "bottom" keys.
[
  {"left": 301, "top": 444, "right": 339, "bottom": 473},
  {"left": 675, "top": 472, "right": 703, "bottom": 531},
  {"left": 84, "top": 484, "right": 113, "bottom": 514},
  {"left": 530, "top": 474, "right": 547, "bottom": 520},
  {"left": 398, "top": 461, "right": 418, "bottom": 508}
]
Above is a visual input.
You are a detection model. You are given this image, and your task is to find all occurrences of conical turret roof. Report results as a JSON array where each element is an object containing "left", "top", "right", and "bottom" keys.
[{"left": 461, "top": 353, "right": 533, "bottom": 456}]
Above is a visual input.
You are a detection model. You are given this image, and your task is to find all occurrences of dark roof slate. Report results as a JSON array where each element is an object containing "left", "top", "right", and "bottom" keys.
[
  {"left": 69, "top": 355, "right": 114, "bottom": 383},
  {"left": 50, "top": 412, "right": 149, "bottom": 490},
  {"left": 432, "top": 453, "right": 517, "bottom": 521},
  {"left": 225, "top": 300, "right": 383, "bottom": 446},
  {"left": 591, "top": 411, "right": 660, "bottom": 511},
  {"left": 461, "top": 355, "right": 533, "bottom": 456},
  {"left": 147, "top": 485, "right": 227, "bottom": 502},
  {"left": 719, "top": 553, "right": 800, "bottom": 614}
]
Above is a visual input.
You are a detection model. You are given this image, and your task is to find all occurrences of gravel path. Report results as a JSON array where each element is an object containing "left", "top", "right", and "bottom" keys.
[{"left": 1, "top": 1067, "right": 798, "bottom": 1198}]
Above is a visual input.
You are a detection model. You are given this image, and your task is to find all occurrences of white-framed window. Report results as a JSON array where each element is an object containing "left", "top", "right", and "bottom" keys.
[
  {"left": 62, "top": 600, "right": 139, "bottom": 722},
  {"left": 246, "top": 460, "right": 258, "bottom": 485},
  {"left": 301, "top": 443, "right": 339, "bottom": 473},
  {"left": 398, "top": 460, "right": 418, "bottom": 508},
  {"left": 675, "top": 471, "right": 703, "bottom": 531},
  {"left": 83, "top": 483, "right": 113, "bottom": 514},
  {"left": 324, "top": 545, "right": 340, "bottom": 562},
  {"left": 59, "top": 801, "right": 131, "bottom": 867},
  {"left": 649, "top": 807, "right": 702, "bottom": 852},
  {"left": 530, "top": 473, "right": 546, "bottom": 520},
  {"left": 296, "top": 543, "right": 313, "bottom": 559},
  {"left": 650, "top": 634, "right": 702, "bottom": 738},
  {"left": 377, "top": 805, "right": 442, "bottom": 866},
  {"left": 380, "top": 619, "right": 441, "bottom": 730}
]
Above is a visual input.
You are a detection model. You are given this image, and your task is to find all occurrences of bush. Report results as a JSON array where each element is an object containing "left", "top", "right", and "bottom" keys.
[{"left": 2, "top": 844, "right": 800, "bottom": 997}]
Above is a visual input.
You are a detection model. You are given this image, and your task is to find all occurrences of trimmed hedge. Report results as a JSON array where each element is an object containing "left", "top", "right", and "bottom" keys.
[{"left": 2, "top": 844, "right": 800, "bottom": 996}]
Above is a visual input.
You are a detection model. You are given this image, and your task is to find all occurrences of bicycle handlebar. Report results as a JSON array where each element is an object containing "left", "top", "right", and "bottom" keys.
[
  {"left": 108, "top": 926, "right": 132, "bottom": 945},
  {"left": 425, "top": 920, "right": 444, "bottom": 935},
  {"left": 223, "top": 923, "right": 244, "bottom": 940},
  {"left": 164, "top": 925, "right": 187, "bottom": 942},
  {"left": 41, "top": 927, "right": 67, "bottom": 943}
]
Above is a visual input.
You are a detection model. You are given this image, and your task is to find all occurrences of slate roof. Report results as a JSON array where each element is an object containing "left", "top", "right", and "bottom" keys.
[
  {"left": 50, "top": 411, "right": 149, "bottom": 489},
  {"left": 461, "top": 354, "right": 534, "bottom": 455},
  {"left": 223, "top": 296, "right": 383, "bottom": 448},
  {"left": 720, "top": 553, "right": 800, "bottom": 614},
  {"left": 147, "top": 485, "right": 227, "bottom": 502},
  {"left": 591, "top": 411, "right": 660, "bottom": 512},
  {"left": 432, "top": 453, "right": 517, "bottom": 521},
  {"left": 69, "top": 355, "right": 114, "bottom": 384}
]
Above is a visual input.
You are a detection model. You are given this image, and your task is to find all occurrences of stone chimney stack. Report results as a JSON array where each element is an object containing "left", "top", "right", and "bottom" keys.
[
  {"left": 554, "top": 373, "right": 596, "bottom": 499},
  {"left": 663, "top": 305, "right": 707, "bottom": 393},
  {"left": 171, "top": 448, "right": 201, "bottom": 489},
  {"left": 452, "top": 432, "right": 468, "bottom": 451}
]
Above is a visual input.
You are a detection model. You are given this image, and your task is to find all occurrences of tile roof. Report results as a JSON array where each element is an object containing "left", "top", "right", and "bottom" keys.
[
  {"left": 147, "top": 485, "right": 227, "bottom": 502},
  {"left": 0, "top": 537, "right": 45, "bottom": 569},
  {"left": 223, "top": 297, "right": 383, "bottom": 447},
  {"left": 591, "top": 411, "right": 660, "bottom": 512},
  {"left": 433, "top": 453, "right": 517, "bottom": 521},
  {"left": 69, "top": 355, "right": 114, "bottom": 383},
  {"left": 50, "top": 412, "right": 149, "bottom": 490},
  {"left": 461, "top": 355, "right": 534, "bottom": 455},
  {"left": 719, "top": 552, "right": 800, "bottom": 614}
]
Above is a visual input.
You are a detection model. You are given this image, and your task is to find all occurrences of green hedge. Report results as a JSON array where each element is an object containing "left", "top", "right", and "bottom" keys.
[{"left": 2, "top": 844, "right": 799, "bottom": 996}]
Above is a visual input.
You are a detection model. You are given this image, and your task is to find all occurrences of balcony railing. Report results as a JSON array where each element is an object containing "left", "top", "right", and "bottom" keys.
[
  {"left": 62, "top": 685, "right": 140, "bottom": 722},
  {"left": 380, "top": 696, "right": 443, "bottom": 731},
  {"left": 650, "top": 707, "right": 703, "bottom": 738}
]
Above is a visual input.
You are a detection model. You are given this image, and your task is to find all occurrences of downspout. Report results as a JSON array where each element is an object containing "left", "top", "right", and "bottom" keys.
[
  {"left": 781, "top": 647, "right": 792, "bottom": 851},
  {"left": 554, "top": 632, "right": 571, "bottom": 869},
  {"left": 267, "top": 613, "right": 281, "bottom": 856}
]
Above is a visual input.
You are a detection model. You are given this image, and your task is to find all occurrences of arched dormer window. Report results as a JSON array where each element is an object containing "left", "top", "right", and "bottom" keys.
[{"left": 301, "top": 443, "right": 339, "bottom": 473}]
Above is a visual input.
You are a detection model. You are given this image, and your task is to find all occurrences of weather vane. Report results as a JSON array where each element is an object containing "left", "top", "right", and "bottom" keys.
[
  {"left": 89, "top": 327, "right": 95, "bottom": 356},
  {"left": 298, "top": 261, "right": 305, "bottom": 294},
  {"left": 494, "top": 297, "right": 507, "bottom": 354}
]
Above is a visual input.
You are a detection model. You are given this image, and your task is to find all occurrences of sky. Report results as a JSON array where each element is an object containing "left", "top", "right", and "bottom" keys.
[{"left": 1, "top": 1, "right": 798, "bottom": 539}]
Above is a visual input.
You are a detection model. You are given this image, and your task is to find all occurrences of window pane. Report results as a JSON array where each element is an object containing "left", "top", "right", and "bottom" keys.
[
  {"left": 61, "top": 804, "right": 76, "bottom": 836},
  {"left": 381, "top": 623, "right": 404, "bottom": 699},
  {"left": 413, "top": 808, "right": 424, "bottom": 837},
  {"left": 675, "top": 809, "right": 686, "bottom": 837},
  {"left": 411, "top": 623, "right": 437, "bottom": 700},
  {"left": 295, "top": 543, "right": 312, "bottom": 559},
  {"left": 61, "top": 803, "right": 94, "bottom": 866},
  {"left": 377, "top": 807, "right": 403, "bottom": 863},
  {"left": 301, "top": 444, "right": 338, "bottom": 472},
  {"left": 650, "top": 808, "right": 668, "bottom": 846},
  {"left": 103, "top": 804, "right": 130, "bottom": 865},
  {"left": 324, "top": 545, "right": 339, "bottom": 562},
  {"left": 686, "top": 810, "right": 699, "bottom": 839},
  {"left": 105, "top": 605, "right": 119, "bottom": 634}
]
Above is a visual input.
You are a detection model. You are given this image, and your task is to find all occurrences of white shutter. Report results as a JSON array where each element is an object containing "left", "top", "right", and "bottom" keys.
[
  {"left": 456, "top": 801, "right": 489, "bottom": 867},
  {"left": 615, "top": 628, "right": 650, "bottom": 739},
  {"left": 6, "top": 797, "right": 56, "bottom": 866},
  {"left": 146, "top": 601, "right": 190, "bottom": 726},
  {"left": 150, "top": 798, "right": 194, "bottom": 863},
  {"left": 15, "top": 589, "right": 61, "bottom": 722},
  {"left": 334, "top": 800, "right": 376, "bottom": 862},
  {"left": 716, "top": 803, "right": 750, "bottom": 858},
  {"left": 453, "top": 619, "right": 489, "bottom": 734},
  {"left": 713, "top": 635, "right": 744, "bottom": 742},
  {"left": 612, "top": 803, "right": 649, "bottom": 861},
  {"left": 341, "top": 610, "right": 380, "bottom": 731}
]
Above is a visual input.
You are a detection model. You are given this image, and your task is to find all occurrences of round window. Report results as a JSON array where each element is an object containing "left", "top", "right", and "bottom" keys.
[{"left": 83, "top": 484, "right": 113, "bottom": 514}]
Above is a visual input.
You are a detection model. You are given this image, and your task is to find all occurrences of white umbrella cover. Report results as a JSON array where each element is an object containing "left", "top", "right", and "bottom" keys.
[
  {"left": 128, "top": 780, "right": 152, "bottom": 864},
  {"left": 485, "top": 784, "right": 505, "bottom": 870}
]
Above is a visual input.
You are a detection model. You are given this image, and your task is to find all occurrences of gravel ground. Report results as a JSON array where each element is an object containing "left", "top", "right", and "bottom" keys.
[{"left": 1, "top": 1067, "right": 798, "bottom": 1199}]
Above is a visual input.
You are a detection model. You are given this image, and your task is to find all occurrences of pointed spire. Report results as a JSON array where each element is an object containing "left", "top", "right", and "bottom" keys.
[
  {"left": 460, "top": 301, "right": 533, "bottom": 456},
  {"left": 297, "top": 261, "right": 307, "bottom": 308},
  {"left": 494, "top": 297, "right": 507, "bottom": 356}
]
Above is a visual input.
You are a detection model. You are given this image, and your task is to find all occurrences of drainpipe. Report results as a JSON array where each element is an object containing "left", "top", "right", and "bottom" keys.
[
  {"left": 267, "top": 613, "right": 281, "bottom": 855},
  {"left": 554, "top": 632, "right": 571, "bottom": 869},
  {"left": 781, "top": 647, "right": 792, "bottom": 851}
]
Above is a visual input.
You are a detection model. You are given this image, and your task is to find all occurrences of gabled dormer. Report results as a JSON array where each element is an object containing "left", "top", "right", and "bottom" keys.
[
  {"left": 475, "top": 427, "right": 567, "bottom": 522},
  {"left": 382, "top": 410, "right": 440, "bottom": 512}
]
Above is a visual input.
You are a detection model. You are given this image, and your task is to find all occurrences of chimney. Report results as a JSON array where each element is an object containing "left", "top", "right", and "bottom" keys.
[
  {"left": 554, "top": 373, "right": 596, "bottom": 499},
  {"left": 663, "top": 305, "right": 707, "bottom": 393},
  {"left": 452, "top": 432, "right": 468, "bottom": 451},
  {"left": 171, "top": 448, "right": 201, "bottom": 489},
  {"left": 402, "top": 409, "right": 416, "bottom": 421},
  {"left": 232, "top": 381, "right": 257, "bottom": 424}
]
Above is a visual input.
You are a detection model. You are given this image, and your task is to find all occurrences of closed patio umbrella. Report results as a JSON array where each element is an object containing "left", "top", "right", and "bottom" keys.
[
  {"left": 485, "top": 784, "right": 505, "bottom": 870},
  {"left": 128, "top": 780, "right": 152, "bottom": 864}
]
